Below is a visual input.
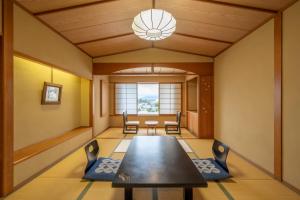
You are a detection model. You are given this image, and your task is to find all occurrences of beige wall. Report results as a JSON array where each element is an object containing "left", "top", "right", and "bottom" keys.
[
  {"left": 282, "top": 1, "right": 300, "bottom": 190},
  {"left": 93, "top": 76, "right": 110, "bottom": 135},
  {"left": 109, "top": 76, "right": 186, "bottom": 127},
  {"left": 93, "top": 48, "right": 213, "bottom": 63},
  {"left": 14, "top": 56, "right": 90, "bottom": 150},
  {"left": 14, "top": 4, "right": 92, "bottom": 79},
  {"left": 214, "top": 20, "right": 275, "bottom": 173}
]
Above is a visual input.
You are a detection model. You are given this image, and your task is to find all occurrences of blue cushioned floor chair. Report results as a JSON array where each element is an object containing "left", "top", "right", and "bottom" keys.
[
  {"left": 213, "top": 140, "right": 230, "bottom": 173},
  {"left": 83, "top": 140, "right": 121, "bottom": 181},
  {"left": 192, "top": 140, "right": 230, "bottom": 181}
]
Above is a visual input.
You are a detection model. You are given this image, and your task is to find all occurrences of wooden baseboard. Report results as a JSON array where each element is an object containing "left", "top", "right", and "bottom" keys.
[
  {"left": 283, "top": 181, "right": 300, "bottom": 195},
  {"left": 14, "top": 127, "right": 92, "bottom": 165}
]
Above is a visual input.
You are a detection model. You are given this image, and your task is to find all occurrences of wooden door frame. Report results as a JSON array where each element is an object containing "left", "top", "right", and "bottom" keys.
[{"left": 0, "top": 0, "right": 14, "bottom": 196}]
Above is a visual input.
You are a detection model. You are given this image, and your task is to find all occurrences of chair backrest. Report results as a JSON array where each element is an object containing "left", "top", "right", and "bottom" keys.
[
  {"left": 84, "top": 140, "right": 99, "bottom": 173},
  {"left": 123, "top": 111, "right": 128, "bottom": 126},
  {"left": 212, "top": 140, "right": 230, "bottom": 172},
  {"left": 176, "top": 111, "right": 181, "bottom": 127}
]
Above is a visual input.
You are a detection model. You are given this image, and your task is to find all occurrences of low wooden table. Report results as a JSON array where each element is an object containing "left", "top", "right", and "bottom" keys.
[
  {"left": 145, "top": 120, "right": 158, "bottom": 135},
  {"left": 112, "top": 136, "right": 207, "bottom": 200}
]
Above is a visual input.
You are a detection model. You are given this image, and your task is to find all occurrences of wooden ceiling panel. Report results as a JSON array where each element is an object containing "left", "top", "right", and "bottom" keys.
[
  {"left": 16, "top": 0, "right": 107, "bottom": 13},
  {"left": 212, "top": 0, "right": 296, "bottom": 11},
  {"left": 78, "top": 34, "right": 152, "bottom": 57},
  {"left": 154, "top": 34, "right": 230, "bottom": 56},
  {"left": 176, "top": 19, "right": 247, "bottom": 42},
  {"left": 61, "top": 19, "right": 133, "bottom": 43},
  {"left": 38, "top": 0, "right": 151, "bottom": 32},
  {"left": 156, "top": 0, "right": 273, "bottom": 31}
]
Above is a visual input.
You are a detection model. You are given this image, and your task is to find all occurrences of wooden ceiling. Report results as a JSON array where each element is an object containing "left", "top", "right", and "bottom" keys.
[{"left": 16, "top": 0, "right": 296, "bottom": 58}]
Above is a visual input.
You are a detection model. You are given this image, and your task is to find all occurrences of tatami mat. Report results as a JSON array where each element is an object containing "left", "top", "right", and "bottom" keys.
[
  {"left": 222, "top": 179, "right": 300, "bottom": 200},
  {"left": 5, "top": 128, "right": 300, "bottom": 200},
  {"left": 5, "top": 178, "right": 87, "bottom": 200}
]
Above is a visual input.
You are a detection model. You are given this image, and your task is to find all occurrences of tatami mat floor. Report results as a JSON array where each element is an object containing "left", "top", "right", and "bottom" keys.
[{"left": 4, "top": 128, "right": 300, "bottom": 200}]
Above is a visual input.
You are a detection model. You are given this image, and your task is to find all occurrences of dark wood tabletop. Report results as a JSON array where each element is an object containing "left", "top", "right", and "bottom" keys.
[{"left": 112, "top": 136, "right": 207, "bottom": 200}]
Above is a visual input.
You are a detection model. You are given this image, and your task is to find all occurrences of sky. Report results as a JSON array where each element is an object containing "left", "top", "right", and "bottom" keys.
[{"left": 138, "top": 83, "right": 159, "bottom": 98}]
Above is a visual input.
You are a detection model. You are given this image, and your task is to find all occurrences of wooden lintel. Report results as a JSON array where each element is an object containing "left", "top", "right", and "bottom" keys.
[{"left": 93, "top": 63, "right": 213, "bottom": 75}]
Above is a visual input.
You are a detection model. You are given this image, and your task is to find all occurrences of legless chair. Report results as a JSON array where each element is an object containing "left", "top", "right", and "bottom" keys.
[
  {"left": 164, "top": 111, "right": 181, "bottom": 134},
  {"left": 123, "top": 111, "right": 140, "bottom": 134}
]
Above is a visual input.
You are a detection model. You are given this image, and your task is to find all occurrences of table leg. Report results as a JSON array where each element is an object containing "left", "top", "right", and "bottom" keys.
[
  {"left": 184, "top": 188, "right": 193, "bottom": 200},
  {"left": 125, "top": 188, "right": 133, "bottom": 200}
]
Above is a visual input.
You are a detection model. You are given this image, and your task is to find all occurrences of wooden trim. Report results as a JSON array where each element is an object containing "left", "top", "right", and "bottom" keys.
[
  {"left": 89, "top": 80, "right": 94, "bottom": 128},
  {"left": 194, "top": 0, "right": 277, "bottom": 14},
  {"left": 13, "top": 127, "right": 92, "bottom": 165},
  {"left": 0, "top": 0, "right": 14, "bottom": 196},
  {"left": 14, "top": 2, "right": 93, "bottom": 58},
  {"left": 274, "top": 12, "right": 282, "bottom": 181},
  {"left": 154, "top": 46, "right": 214, "bottom": 58},
  {"left": 93, "top": 62, "right": 214, "bottom": 75},
  {"left": 282, "top": 181, "right": 300, "bottom": 195},
  {"left": 34, "top": 0, "right": 120, "bottom": 15},
  {"left": 99, "top": 80, "right": 103, "bottom": 117},
  {"left": 75, "top": 33, "right": 133, "bottom": 45},
  {"left": 175, "top": 33, "right": 233, "bottom": 44},
  {"left": 91, "top": 47, "right": 151, "bottom": 58}
]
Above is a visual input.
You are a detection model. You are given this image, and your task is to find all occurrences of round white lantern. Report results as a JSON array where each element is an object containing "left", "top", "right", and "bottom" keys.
[{"left": 132, "top": 9, "right": 176, "bottom": 41}]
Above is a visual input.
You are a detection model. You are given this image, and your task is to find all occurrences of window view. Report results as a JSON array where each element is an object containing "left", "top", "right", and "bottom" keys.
[
  {"left": 115, "top": 83, "right": 181, "bottom": 115},
  {"left": 138, "top": 84, "right": 159, "bottom": 115}
]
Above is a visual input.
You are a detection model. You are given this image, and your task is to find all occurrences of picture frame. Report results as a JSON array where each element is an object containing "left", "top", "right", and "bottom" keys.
[{"left": 41, "top": 82, "right": 63, "bottom": 105}]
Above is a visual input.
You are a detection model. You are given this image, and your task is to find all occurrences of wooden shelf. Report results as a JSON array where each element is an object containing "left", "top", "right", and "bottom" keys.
[{"left": 14, "top": 127, "right": 92, "bottom": 165}]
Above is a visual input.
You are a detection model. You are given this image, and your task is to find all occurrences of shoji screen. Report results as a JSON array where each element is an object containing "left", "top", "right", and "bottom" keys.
[
  {"left": 159, "top": 83, "right": 181, "bottom": 114},
  {"left": 115, "top": 83, "right": 137, "bottom": 114}
]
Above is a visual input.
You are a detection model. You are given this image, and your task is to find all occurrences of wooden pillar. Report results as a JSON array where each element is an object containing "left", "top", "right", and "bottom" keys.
[
  {"left": 198, "top": 76, "right": 214, "bottom": 139},
  {"left": 274, "top": 12, "right": 283, "bottom": 181},
  {"left": 89, "top": 80, "right": 94, "bottom": 136},
  {"left": 0, "top": 0, "right": 14, "bottom": 196}
]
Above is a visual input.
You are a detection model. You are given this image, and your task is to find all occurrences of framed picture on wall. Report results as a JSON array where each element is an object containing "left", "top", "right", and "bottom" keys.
[{"left": 41, "top": 82, "right": 62, "bottom": 105}]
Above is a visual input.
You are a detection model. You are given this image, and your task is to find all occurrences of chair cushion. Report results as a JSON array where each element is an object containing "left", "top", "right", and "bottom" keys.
[
  {"left": 192, "top": 158, "right": 230, "bottom": 181},
  {"left": 83, "top": 157, "right": 121, "bottom": 181},
  {"left": 126, "top": 121, "right": 140, "bottom": 125},
  {"left": 164, "top": 121, "right": 178, "bottom": 125}
]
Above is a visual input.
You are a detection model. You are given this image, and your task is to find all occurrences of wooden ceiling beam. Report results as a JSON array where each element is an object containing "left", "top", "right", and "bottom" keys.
[
  {"left": 194, "top": 0, "right": 277, "bottom": 14},
  {"left": 75, "top": 32, "right": 232, "bottom": 46},
  {"left": 34, "top": 0, "right": 120, "bottom": 15},
  {"left": 93, "top": 62, "right": 213, "bottom": 75},
  {"left": 91, "top": 47, "right": 152, "bottom": 58},
  {"left": 154, "top": 46, "right": 214, "bottom": 58},
  {"left": 175, "top": 33, "right": 233, "bottom": 44},
  {"left": 75, "top": 32, "right": 133, "bottom": 45}
]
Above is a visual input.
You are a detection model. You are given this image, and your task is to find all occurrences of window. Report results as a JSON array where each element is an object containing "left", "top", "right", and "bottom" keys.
[
  {"left": 115, "top": 83, "right": 181, "bottom": 115},
  {"left": 138, "top": 84, "right": 159, "bottom": 115},
  {"left": 159, "top": 83, "right": 181, "bottom": 114},
  {"left": 115, "top": 83, "right": 137, "bottom": 114}
]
